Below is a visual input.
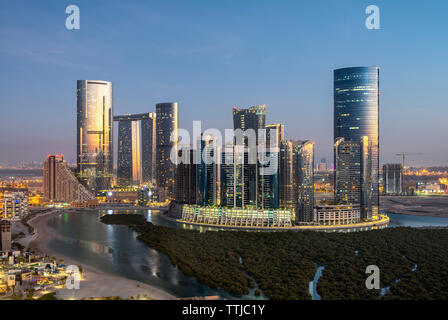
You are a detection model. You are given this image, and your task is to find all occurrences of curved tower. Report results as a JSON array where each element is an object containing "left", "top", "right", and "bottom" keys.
[
  {"left": 76, "top": 80, "right": 113, "bottom": 193},
  {"left": 334, "top": 67, "right": 379, "bottom": 219}
]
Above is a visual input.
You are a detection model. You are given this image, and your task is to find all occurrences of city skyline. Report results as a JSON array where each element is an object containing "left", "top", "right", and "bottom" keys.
[
  {"left": 2, "top": 0, "right": 448, "bottom": 305},
  {"left": 1, "top": 0, "right": 448, "bottom": 166}
]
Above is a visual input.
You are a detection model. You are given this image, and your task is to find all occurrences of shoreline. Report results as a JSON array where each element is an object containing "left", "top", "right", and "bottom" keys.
[
  {"left": 19, "top": 209, "right": 177, "bottom": 300},
  {"left": 163, "top": 211, "right": 390, "bottom": 231}
]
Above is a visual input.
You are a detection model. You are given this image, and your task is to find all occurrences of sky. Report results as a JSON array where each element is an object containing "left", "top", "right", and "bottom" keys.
[{"left": 0, "top": 0, "right": 447, "bottom": 167}]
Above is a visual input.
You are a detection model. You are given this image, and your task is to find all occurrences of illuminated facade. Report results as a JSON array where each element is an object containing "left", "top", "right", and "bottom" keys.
[
  {"left": 43, "top": 155, "right": 95, "bottom": 204},
  {"left": 115, "top": 113, "right": 156, "bottom": 187},
  {"left": 220, "top": 145, "right": 238, "bottom": 207},
  {"left": 43, "top": 154, "right": 64, "bottom": 201},
  {"left": 156, "top": 103, "right": 178, "bottom": 200},
  {"left": 180, "top": 204, "right": 292, "bottom": 228},
  {"left": 232, "top": 105, "right": 267, "bottom": 208},
  {"left": 279, "top": 140, "right": 295, "bottom": 211},
  {"left": 232, "top": 105, "right": 267, "bottom": 136},
  {"left": 76, "top": 80, "right": 113, "bottom": 193},
  {"left": 259, "top": 124, "right": 283, "bottom": 210},
  {"left": 141, "top": 113, "right": 157, "bottom": 185},
  {"left": 114, "top": 113, "right": 156, "bottom": 187},
  {"left": 196, "top": 135, "right": 220, "bottom": 206},
  {"left": 313, "top": 204, "right": 361, "bottom": 225},
  {"left": 3, "top": 192, "right": 28, "bottom": 220},
  {"left": 295, "top": 140, "right": 315, "bottom": 223},
  {"left": 334, "top": 67, "right": 379, "bottom": 220}
]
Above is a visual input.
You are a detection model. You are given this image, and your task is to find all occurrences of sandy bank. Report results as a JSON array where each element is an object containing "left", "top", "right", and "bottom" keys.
[{"left": 22, "top": 209, "right": 177, "bottom": 300}]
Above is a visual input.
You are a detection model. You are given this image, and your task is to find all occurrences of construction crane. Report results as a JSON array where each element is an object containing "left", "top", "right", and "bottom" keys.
[{"left": 396, "top": 153, "right": 424, "bottom": 169}]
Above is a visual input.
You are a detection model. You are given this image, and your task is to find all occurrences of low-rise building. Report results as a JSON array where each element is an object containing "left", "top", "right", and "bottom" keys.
[
  {"left": 180, "top": 204, "right": 292, "bottom": 227},
  {"left": 3, "top": 192, "right": 28, "bottom": 220},
  {"left": 313, "top": 204, "right": 361, "bottom": 225}
]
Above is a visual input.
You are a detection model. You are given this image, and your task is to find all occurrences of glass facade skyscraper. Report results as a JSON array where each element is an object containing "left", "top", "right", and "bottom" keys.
[
  {"left": 141, "top": 113, "right": 157, "bottom": 186},
  {"left": 334, "top": 67, "right": 379, "bottom": 219},
  {"left": 156, "top": 102, "right": 178, "bottom": 200},
  {"left": 76, "top": 80, "right": 113, "bottom": 193},
  {"left": 232, "top": 105, "right": 267, "bottom": 208},
  {"left": 295, "top": 140, "right": 314, "bottom": 223}
]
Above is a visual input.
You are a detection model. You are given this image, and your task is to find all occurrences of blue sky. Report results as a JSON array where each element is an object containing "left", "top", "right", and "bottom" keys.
[{"left": 0, "top": 0, "right": 447, "bottom": 166}]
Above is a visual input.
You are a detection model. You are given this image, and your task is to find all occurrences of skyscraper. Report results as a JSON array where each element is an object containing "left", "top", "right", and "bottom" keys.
[
  {"left": 114, "top": 113, "right": 156, "bottom": 187},
  {"left": 232, "top": 105, "right": 267, "bottom": 136},
  {"left": 141, "top": 113, "right": 157, "bottom": 186},
  {"left": 294, "top": 140, "right": 314, "bottom": 223},
  {"left": 232, "top": 105, "right": 267, "bottom": 208},
  {"left": 279, "top": 140, "right": 295, "bottom": 211},
  {"left": 266, "top": 123, "right": 284, "bottom": 148},
  {"left": 156, "top": 102, "right": 178, "bottom": 200},
  {"left": 259, "top": 124, "right": 283, "bottom": 209},
  {"left": 175, "top": 146, "right": 197, "bottom": 204},
  {"left": 220, "top": 144, "right": 238, "bottom": 208},
  {"left": 196, "top": 135, "right": 220, "bottom": 206},
  {"left": 334, "top": 67, "right": 379, "bottom": 219},
  {"left": 43, "top": 154, "right": 63, "bottom": 201},
  {"left": 76, "top": 80, "right": 113, "bottom": 193},
  {"left": 278, "top": 140, "right": 314, "bottom": 223}
]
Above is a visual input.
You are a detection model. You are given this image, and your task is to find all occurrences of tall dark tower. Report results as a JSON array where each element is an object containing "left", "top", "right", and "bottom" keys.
[
  {"left": 156, "top": 102, "right": 178, "bottom": 200},
  {"left": 232, "top": 105, "right": 267, "bottom": 208},
  {"left": 334, "top": 67, "right": 379, "bottom": 220}
]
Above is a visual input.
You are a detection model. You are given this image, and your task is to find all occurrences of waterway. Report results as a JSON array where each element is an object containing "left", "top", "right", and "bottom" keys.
[
  {"left": 45, "top": 209, "right": 263, "bottom": 299},
  {"left": 308, "top": 266, "right": 325, "bottom": 300},
  {"left": 45, "top": 209, "right": 448, "bottom": 299}
]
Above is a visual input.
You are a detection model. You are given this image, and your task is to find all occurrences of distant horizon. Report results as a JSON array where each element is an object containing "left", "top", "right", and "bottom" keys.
[{"left": 1, "top": 0, "right": 447, "bottom": 166}]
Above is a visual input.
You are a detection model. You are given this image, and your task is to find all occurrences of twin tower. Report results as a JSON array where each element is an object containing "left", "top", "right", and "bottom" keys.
[{"left": 76, "top": 80, "right": 177, "bottom": 197}]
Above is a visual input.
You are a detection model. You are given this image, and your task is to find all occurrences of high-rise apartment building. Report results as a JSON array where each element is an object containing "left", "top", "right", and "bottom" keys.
[
  {"left": 334, "top": 67, "right": 379, "bottom": 220},
  {"left": 232, "top": 105, "right": 267, "bottom": 208},
  {"left": 76, "top": 80, "right": 113, "bottom": 193},
  {"left": 278, "top": 140, "right": 314, "bottom": 222},
  {"left": 43, "top": 155, "right": 95, "bottom": 204},
  {"left": 141, "top": 113, "right": 157, "bottom": 186},
  {"left": 43, "top": 154, "right": 64, "bottom": 201},
  {"left": 220, "top": 145, "right": 246, "bottom": 208},
  {"left": 295, "top": 140, "right": 315, "bottom": 223},
  {"left": 156, "top": 103, "right": 178, "bottom": 200},
  {"left": 196, "top": 135, "right": 220, "bottom": 206},
  {"left": 279, "top": 140, "right": 295, "bottom": 211},
  {"left": 233, "top": 105, "right": 267, "bottom": 137},
  {"left": 259, "top": 124, "right": 283, "bottom": 209},
  {"left": 383, "top": 163, "right": 403, "bottom": 195}
]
